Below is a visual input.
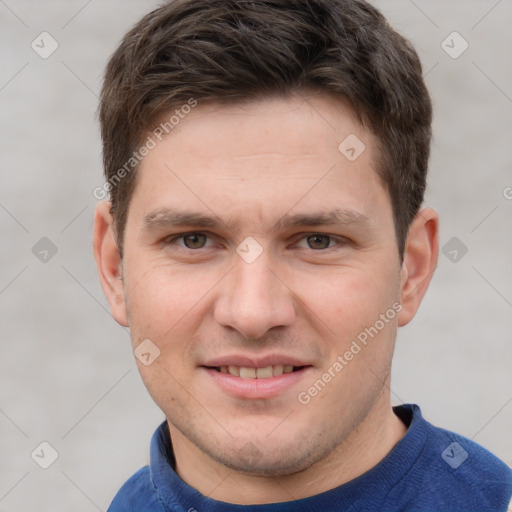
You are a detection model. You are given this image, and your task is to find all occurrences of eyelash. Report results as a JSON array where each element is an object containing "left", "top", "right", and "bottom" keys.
[{"left": 163, "top": 232, "right": 347, "bottom": 252}]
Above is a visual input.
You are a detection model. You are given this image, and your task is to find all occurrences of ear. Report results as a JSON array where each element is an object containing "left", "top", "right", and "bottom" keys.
[
  {"left": 93, "top": 200, "right": 129, "bottom": 327},
  {"left": 398, "top": 207, "right": 439, "bottom": 327}
]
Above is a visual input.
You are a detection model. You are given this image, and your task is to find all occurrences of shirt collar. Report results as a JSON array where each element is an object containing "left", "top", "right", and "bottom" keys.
[{"left": 148, "top": 404, "right": 427, "bottom": 512}]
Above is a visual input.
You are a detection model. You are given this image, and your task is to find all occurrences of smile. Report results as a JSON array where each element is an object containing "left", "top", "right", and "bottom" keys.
[
  {"left": 201, "top": 364, "right": 312, "bottom": 399},
  {"left": 210, "top": 364, "right": 304, "bottom": 379}
]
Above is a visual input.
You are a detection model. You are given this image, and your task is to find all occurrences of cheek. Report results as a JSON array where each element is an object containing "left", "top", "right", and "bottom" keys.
[
  {"left": 298, "top": 268, "right": 401, "bottom": 384},
  {"left": 124, "top": 260, "right": 219, "bottom": 381},
  {"left": 124, "top": 260, "right": 205, "bottom": 335},
  {"left": 298, "top": 267, "right": 397, "bottom": 331}
]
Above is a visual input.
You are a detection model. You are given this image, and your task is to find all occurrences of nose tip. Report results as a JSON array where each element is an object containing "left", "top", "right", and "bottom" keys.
[
  {"left": 213, "top": 254, "right": 296, "bottom": 340},
  {"left": 227, "top": 301, "right": 288, "bottom": 341}
]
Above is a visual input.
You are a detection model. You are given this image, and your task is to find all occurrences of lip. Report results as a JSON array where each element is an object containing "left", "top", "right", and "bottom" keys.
[
  {"left": 200, "top": 366, "right": 313, "bottom": 400},
  {"left": 201, "top": 354, "right": 311, "bottom": 368}
]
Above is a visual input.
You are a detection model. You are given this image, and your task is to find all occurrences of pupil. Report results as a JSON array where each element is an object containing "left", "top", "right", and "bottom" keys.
[
  {"left": 308, "top": 234, "right": 329, "bottom": 250},
  {"left": 184, "top": 234, "right": 206, "bottom": 249}
]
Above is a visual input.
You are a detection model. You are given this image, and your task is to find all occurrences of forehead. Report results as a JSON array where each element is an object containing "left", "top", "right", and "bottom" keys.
[
  {"left": 126, "top": 93, "right": 390, "bottom": 232},
  {"left": 147, "top": 94, "right": 369, "bottom": 167}
]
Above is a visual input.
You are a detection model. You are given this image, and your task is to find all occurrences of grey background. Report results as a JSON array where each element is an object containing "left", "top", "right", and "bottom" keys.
[{"left": 1, "top": 1, "right": 511, "bottom": 510}]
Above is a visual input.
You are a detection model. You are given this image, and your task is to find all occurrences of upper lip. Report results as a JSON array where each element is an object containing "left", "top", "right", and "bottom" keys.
[{"left": 201, "top": 354, "right": 312, "bottom": 368}]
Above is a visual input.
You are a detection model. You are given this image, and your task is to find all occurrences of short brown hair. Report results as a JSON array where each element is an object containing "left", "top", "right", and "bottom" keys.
[{"left": 99, "top": 0, "right": 432, "bottom": 261}]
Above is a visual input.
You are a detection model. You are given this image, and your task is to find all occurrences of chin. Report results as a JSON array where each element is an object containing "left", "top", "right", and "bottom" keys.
[
  {"left": 212, "top": 449, "right": 314, "bottom": 477},
  {"left": 196, "top": 429, "right": 333, "bottom": 478}
]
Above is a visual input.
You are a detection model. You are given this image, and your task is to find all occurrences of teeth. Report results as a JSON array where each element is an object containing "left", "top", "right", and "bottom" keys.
[
  {"left": 256, "top": 366, "right": 273, "bottom": 378},
  {"left": 228, "top": 365, "right": 240, "bottom": 376},
  {"left": 272, "top": 364, "right": 284, "bottom": 377},
  {"left": 217, "top": 364, "right": 299, "bottom": 379},
  {"left": 240, "top": 367, "right": 256, "bottom": 379}
]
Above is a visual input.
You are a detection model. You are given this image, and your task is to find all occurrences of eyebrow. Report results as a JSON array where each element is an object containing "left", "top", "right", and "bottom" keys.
[{"left": 141, "top": 207, "right": 372, "bottom": 234}]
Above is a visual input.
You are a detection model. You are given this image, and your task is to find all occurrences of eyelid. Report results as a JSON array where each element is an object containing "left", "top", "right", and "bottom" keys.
[
  {"left": 164, "top": 231, "right": 215, "bottom": 248},
  {"left": 293, "top": 232, "right": 347, "bottom": 249},
  {"left": 164, "top": 231, "right": 348, "bottom": 251}
]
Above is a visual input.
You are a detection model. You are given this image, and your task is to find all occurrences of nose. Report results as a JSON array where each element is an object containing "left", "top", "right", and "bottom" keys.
[{"left": 213, "top": 247, "right": 296, "bottom": 340}]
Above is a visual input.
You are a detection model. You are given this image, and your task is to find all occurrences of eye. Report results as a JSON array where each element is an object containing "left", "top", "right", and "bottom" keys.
[
  {"left": 296, "top": 234, "right": 344, "bottom": 250},
  {"left": 164, "top": 232, "right": 346, "bottom": 252},
  {"left": 165, "top": 232, "right": 213, "bottom": 250}
]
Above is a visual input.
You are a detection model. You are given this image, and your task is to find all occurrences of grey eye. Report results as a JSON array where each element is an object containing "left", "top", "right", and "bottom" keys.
[
  {"left": 183, "top": 233, "right": 208, "bottom": 249},
  {"left": 306, "top": 234, "right": 332, "bottom": 250}
]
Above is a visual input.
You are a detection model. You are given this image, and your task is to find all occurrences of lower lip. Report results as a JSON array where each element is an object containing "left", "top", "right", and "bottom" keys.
[{"left": 201, "top": 367, "right": 312, "bottom": 399}]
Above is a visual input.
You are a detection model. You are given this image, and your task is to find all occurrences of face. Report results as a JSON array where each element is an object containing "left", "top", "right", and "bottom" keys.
[{"left": 96, "top": 93, "right": 433, "bottom": 477}]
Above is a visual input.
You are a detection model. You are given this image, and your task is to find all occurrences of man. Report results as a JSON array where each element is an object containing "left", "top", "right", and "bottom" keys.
[{"left": 93, "top": 0, "right": 512, "bottom": 510}]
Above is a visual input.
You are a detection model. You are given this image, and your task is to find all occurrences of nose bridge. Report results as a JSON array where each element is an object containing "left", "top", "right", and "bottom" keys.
[
  {"left": 214, "top": 245, "right": 295, "bottom": 339},
  {"left": 236, "top": 251, "right": 276, "bottom": 306}
]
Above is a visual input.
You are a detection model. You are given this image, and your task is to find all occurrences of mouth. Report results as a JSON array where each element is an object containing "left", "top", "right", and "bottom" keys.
[
  {"left": 205, "top": 364, "right": 307, "bottom": 379},
  {"left": 200, "top": 360, "right": 313, "bottom": 399}
]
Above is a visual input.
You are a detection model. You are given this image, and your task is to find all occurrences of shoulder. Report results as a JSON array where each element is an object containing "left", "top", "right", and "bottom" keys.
[
  {"left": 107, "top": 466, "right": 166, "bottom": 512},
  {"left": 426, "top": 421, "right": 511, "bottom": 485},
  {"left": 395, "top": 406, "right": 512, "bottom": 511}
]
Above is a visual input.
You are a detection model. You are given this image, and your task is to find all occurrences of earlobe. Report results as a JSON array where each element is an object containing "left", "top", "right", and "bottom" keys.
[
  {"left": 93, "top": 200, "right": 129, "bottom": 327},
  {"left": 398, "top": 208, "right": 439, "bottom": 327}
]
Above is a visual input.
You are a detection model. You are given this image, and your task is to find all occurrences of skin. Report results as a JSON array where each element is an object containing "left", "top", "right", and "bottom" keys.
[{"left": 94, "top": 92, "right": 438, "bottom": 504}]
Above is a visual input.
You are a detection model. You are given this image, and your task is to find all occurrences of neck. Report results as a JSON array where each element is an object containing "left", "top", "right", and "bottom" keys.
[{"left": 169, "top": 396, "right": 407, "bottom": 504}]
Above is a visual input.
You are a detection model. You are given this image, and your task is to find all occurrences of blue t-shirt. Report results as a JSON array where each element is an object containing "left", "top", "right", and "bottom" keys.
[{"left": 108, "top": 404, "right": 512, "bottom": 511}]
